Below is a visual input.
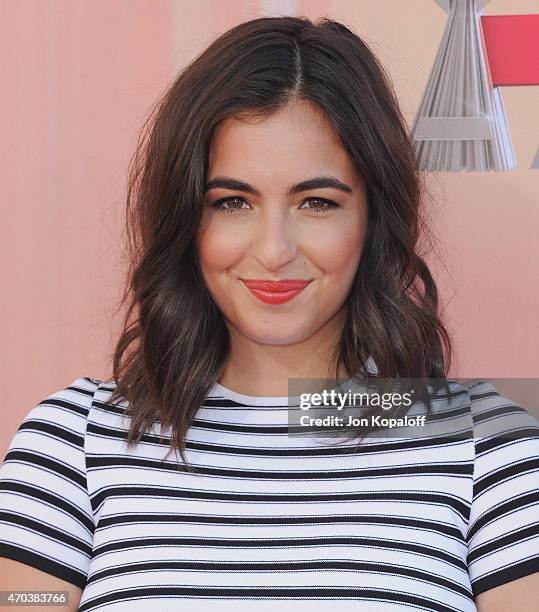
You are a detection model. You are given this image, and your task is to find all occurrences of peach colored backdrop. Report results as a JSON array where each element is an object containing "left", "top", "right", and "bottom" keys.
[{"left": 1, "top": 0, "right": 538, "bottom": 455}]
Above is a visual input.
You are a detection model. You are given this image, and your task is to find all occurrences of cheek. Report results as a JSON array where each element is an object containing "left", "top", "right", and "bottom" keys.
[
  {"left": 305, "top": 216, "right": 366, "bottom": 273},
  {"left": 197, "top": 221, "right": 247, "bottom": 271}
]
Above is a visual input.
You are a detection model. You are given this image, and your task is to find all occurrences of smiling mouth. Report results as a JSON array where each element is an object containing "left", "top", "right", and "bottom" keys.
[{"left": 241, "top": 279, "right": 313, "bottom": 305}]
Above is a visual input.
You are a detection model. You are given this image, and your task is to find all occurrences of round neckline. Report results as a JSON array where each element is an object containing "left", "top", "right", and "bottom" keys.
[
  {"left": 210, "top": 377, "right": 355, "bottom": 407},
  {"left": 210, "top": 382, "right": 298, "bottom": 406},
  {"left": 208, "top": 358, "right": 378, "bottom": 407}
]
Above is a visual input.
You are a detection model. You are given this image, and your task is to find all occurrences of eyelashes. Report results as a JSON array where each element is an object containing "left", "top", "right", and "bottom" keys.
[
  {"left": 209, "top": 196, "right": 247, "bottom": 213},
  {"left": 209, "top": 196, "right": 340, "bottom": 215}
]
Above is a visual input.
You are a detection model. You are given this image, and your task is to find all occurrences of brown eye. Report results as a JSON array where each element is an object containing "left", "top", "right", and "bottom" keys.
[
  {"left": 211, "top": 196, "right": 250, "bottom": 213},
  {"left": 300, "top": 198, "right": 340, "bottom": 213}
]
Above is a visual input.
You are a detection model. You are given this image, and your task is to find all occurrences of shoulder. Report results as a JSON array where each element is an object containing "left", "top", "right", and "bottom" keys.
[
  {"left": 465, "top": 379, "right": 539, "bottom": 500},
  {"left": 3, "top": 377, "right": 102, "bottom": 460},
  {"left": 465, "top": 379, "right": 539, "bottom": 448},
  {"left": 24, "top": 376, "right": 100, "bottom": 419}
]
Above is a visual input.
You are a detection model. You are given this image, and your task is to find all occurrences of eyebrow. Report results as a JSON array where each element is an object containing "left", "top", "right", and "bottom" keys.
[{"left": 204, "top": 175, "right": 353, "bottom": 196}]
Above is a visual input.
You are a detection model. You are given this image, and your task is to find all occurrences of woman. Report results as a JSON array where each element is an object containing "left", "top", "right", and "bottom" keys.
[{"left": 1, "top": 15, "right": 538, "bottom": 611}]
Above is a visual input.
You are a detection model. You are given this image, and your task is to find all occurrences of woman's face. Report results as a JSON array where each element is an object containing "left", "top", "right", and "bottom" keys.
[{"left": 196, "top": 99, "right": 368, "bottom": 346}]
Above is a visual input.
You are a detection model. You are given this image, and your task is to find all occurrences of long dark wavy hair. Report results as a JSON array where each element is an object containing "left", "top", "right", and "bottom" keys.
[{"left": 103, "top": 15, "right": 453, "bottom": 465}]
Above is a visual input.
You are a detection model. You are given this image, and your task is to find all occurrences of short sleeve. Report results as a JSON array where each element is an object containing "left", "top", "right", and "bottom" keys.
[
  {"left": 0, "top": 377, "right": 100, "bottom": 589},
  {"left": 466, "top": 381, "right": 539, "bottom": 598}
]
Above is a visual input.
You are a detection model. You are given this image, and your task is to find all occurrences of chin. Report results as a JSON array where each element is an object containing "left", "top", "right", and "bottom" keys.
[{"left": 237, "top": 320, "right": 314, "bottom": 346}]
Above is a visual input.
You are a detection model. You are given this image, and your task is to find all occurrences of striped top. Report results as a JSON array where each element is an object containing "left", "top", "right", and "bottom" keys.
[{"left": 0, "top": 376, "right": 538, "bottom": 611}]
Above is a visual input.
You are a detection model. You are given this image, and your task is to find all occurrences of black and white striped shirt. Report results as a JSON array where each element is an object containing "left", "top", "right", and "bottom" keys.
[{"left": 0, "top": 376, "right": 538, "bottom": 611}]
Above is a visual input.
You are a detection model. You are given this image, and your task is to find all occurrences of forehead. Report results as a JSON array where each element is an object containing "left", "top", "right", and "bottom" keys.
[{"left": 208, "top": 100, "right": 357, "bottom": 182}]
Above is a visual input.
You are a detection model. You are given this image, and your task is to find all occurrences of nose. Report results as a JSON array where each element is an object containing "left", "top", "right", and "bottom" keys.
[{"left": 251, "top": 204, "right": 298, "bottom": 272}]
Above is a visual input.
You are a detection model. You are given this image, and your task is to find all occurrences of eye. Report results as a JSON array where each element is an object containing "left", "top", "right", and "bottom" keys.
[
  {"left": 299, "top": 197, "right": 340, "bottom": 213},
  {"left": 210, "top": 196, "right": 250, "bottom": 214},
  {"left": 209, "top": 196, "right": 340, "bottom": 215}
]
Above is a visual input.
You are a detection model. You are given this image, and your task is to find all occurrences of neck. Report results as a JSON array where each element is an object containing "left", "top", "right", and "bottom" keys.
[{"left": 218, "top": 306, "right": 349, "bottom": 397}]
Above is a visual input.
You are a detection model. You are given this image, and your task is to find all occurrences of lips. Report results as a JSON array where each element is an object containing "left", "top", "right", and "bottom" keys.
[
  {"left": 242, "top": 280, "right": 312, "bottom": 292},
  {"left": 242, "top": 279, "right": 312, "bottom": 305}
]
